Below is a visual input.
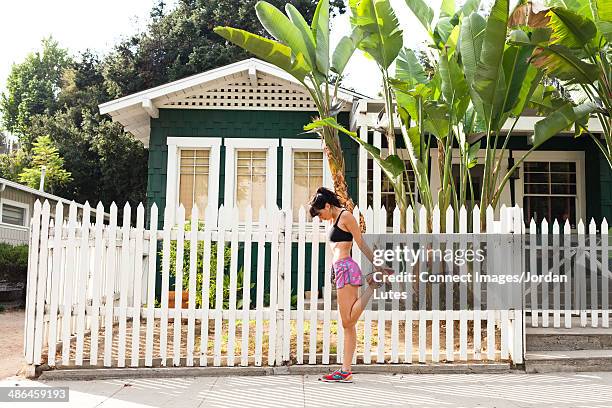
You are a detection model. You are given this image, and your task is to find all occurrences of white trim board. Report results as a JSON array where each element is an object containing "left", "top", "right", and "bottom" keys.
[{"left": 165, "top": 137, "right": 222, "bottom": 226}]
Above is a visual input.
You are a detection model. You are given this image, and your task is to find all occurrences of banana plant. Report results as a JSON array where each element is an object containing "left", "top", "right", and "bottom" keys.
[
  {"left": 395, "top": 0, "right": 483, "bottom": 231},
  {"left": 214, "top": 0, "right": 363, "bottom": 213},
  {"left": 455, "top": 0, "right": 598, "bottom": 228},
  {"left": 348, "top": 0, "right": 409, "bottom": 229},
  {"left": 510, "top": 0, "right": 610, "bottom": 168}
]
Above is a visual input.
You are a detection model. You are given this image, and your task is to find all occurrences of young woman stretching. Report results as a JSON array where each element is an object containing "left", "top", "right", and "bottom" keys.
[{"left": 309, "top": 187, "right": 393, "bottom": 383}]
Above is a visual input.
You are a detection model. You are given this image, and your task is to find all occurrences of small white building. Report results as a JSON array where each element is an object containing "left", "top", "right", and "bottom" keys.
[{"left": 0, "top": 177, "right": 102, "bottom": 246}]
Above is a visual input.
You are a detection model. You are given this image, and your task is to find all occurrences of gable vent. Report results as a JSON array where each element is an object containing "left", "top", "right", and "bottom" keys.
[{"left": 161, "top": 73, "right": 321, "bottom": 111}]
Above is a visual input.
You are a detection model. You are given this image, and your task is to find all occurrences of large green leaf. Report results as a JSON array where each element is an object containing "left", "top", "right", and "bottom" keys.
[
  {"left": 460, "top": 0, "right": 481, "bottom": 17},
  {"left": 423, "top": 102, "right": 451, "bottom": 139},
  {"left": 527, "top": 84, "right": 567, "bottom": 114},
  {"left": 531, "top": 102, "right": 597, "bottom": 147},
  {"left": 351, "top": 0, "right": 403, "bottom": 69},
  {"left": 502, "top": 44, "right": 536, "bottom": 114},
  {"left": 304, "top": 116, "right": 357, "bottom": 137},
  {"left": 459, "top": 13, "right": 487, "bottom": 85},
  {"left": 214, "top": 27, "right": 311, "bottom": 81},
  {"left": 439, "top": 51, "right": 468, "bottom": 107},
  {"left": 331, "top": 29, "right": 363, "bottom": 75},
  {"left": 285, "top": 4, "right": 317, "bottom": 67},
  {"left": 532, "top": 44, "right": 600, "bottom": 84},
  {"left": 440, "top": 0, "right": 455, "bottom": 18},
  {"left": 548, "top": 7, "right": 597, "bottom": 48},
  {"left": 510, "top": 66, "right": 543, "bottom": 116},
  {"left": 395, "top": 48, "right": 428, "bottom": 89},
  {"left": 311, "top": 0, "right": 330, "bottom": 74},
  {"left": 473, "top": 0, "right": 509, "bottom": 128},
  {"left": 255, "top": 1, "right": 314, "bottom": 69},
  {"left": 459, "top": 12, "right": 486, "bottom": 116},
  {"left": 433, "top": 17, "right": 455, "bottom": 47},
  {"left": 403, "top": 0, "right": 434, "bottom": 32},
  {"left": 590, "top": 0, "right": 612, "bottom": 42}
]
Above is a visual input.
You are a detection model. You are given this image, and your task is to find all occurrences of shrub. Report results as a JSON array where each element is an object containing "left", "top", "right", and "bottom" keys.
[
  {"left": 0, "top": 243, "right": 29, "bottom": 283},
  {"left": 163, "top": 221, "right": 253, "bottom": 309}
]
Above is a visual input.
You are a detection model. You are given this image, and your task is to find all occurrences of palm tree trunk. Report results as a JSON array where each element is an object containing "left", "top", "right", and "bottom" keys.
[{"left": 320, "top": 125, "right": 365, "bottom": 231}]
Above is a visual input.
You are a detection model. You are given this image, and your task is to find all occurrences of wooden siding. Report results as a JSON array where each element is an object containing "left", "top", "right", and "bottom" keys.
[
  {"left": 0, "top": 224, "right": 28, "bottom": 245},
  {"left": 2, "top": 185, "right": 36, "bottom": 210}
]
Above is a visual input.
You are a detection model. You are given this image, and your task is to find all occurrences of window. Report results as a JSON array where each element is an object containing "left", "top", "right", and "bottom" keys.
[
  {"left": 281, "top": 139, "right": 329, "bottom": 221},
  {"left": 236, "top": 150, "right": 268, "bottom": 220},
  {"left": 166, "top": 137, "right": 221, "bottom": 225},
  {"left": 292, "top": 151, "right": 324, "bottom": 220},
  {"left": 225, "top": 138, "right": 278, "bottom": 222},
  {"left": 523, "top": 161, "right": 578, "bottom": 227},
  {"left": 178, "top": 149, "right": 209, "bottom": 219},
  {"left": 1, "top": 202, "right": 27, "bottom": 227}
]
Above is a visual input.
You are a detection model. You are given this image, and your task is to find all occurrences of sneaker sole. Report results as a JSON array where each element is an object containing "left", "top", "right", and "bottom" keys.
[{"left": 319, "top": 378, "right": 353, "bottom": 383}]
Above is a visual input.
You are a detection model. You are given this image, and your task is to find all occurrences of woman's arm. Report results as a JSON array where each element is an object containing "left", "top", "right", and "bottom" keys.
[{"left": 341, "top": 211, "right": 376, "bottom": 265}]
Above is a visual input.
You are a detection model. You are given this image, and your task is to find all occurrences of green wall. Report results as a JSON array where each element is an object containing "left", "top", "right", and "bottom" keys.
[
  {"left": 147, "top": 109, "right": 357, "bottom": 223},
  {"left": 146, "top": 108, "right": 356, "bottom": 296}
]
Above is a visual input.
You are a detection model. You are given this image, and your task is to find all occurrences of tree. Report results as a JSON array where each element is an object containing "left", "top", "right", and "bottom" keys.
[
  {"left": 0, "top": 149, "right": 28, "bottom": 182},
  {"left": 18, "top": 135, "right": 71, "bottom": 193},
  {"left": 0, "top": 1, "right": 347, "bottom": 210},
  {"left": 215, "top": 0, "right": 362, "bottom": 213},
  {"left": 510, "top": 0, "right": 610, "bottom": 167},
  {"left": 104, "top": 0, "right": 346, "bottom": 99},
  {"left": 0, "top": 38, "right": 70, "bottom": 148}
]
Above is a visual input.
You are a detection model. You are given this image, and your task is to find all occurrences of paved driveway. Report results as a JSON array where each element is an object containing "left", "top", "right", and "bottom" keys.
[{"left": 2, "top": 372, "right": 612, "bottom": 408}]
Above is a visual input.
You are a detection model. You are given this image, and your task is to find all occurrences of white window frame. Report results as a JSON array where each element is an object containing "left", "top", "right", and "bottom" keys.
[
  {"left": 0, "top": 198, "right": 29, "bottom": 228},
  {"left": 166, "top": 137, "right": 221, "bottom": 225},
  {"left": 224, "top": 138, "right": 279, "bottom": 213},
  {"left": 281, "top": 139, "right": 332, "bottom": 212},
  {"left": 514, "top": 150, "right": 586, "bottom": 226}
]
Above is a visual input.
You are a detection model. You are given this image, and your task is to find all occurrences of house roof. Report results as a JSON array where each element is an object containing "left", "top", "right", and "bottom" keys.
[
  {"left": 99, "top": 58, "right": 367, "bottom": 147},
  {"left": 0, "top": 177, "right": 105, "bottom": 214}
]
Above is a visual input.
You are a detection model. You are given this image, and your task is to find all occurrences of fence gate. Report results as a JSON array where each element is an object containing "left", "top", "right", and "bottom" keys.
[
  {"left": 24, "top": 200, "right": 524, "bottom": 369},
  {"left": 524, "top": 217, "right": 611, "bottom": 329}
]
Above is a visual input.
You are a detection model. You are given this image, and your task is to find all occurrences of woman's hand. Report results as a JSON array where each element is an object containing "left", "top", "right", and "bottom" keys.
[{"left": 374, "top": 265, "right": 394, "bottom": 275}]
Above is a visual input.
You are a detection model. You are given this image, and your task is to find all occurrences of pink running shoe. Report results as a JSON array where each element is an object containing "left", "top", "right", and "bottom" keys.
[{"left": 319, "top": 369, "right": 353, "bottom": 383}]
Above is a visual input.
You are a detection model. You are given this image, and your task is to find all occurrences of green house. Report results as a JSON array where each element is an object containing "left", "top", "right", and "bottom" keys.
[{"left": 99, "top": 57, "right": 611, "bottom": 230}]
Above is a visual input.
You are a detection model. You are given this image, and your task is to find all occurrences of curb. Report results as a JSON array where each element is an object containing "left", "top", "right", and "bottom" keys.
[{"left": 38, "top": 363, "right": 515, "bottom": 381}]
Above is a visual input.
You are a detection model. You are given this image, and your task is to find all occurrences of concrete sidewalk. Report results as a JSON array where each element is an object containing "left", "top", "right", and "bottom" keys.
[{"left": 2, "top": 372, "right": 612, "bottom": 407}]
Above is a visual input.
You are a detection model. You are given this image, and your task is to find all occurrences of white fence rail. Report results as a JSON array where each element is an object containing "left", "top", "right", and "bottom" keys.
[{"left": 24, "top": 200, "right": 524, "bottom": 368}]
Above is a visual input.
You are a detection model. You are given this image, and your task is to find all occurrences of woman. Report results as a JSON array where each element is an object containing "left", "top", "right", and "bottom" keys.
[{"left": 308, "top": 187, "right": 393, "bottom": 383}]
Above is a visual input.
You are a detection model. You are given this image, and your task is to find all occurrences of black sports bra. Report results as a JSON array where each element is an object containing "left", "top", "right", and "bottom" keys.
[{"left": 328, "top": 209, "right": 353, "bottom": 242}]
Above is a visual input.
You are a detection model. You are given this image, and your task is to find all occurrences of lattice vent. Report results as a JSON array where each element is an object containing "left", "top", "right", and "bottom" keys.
[{"left": 161, "top": 78, "right": 318, "bottom": 110}]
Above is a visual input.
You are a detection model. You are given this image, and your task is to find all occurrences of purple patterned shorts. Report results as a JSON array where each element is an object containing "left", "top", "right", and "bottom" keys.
[{"left": 332, "top": 257, "right": 363, "bottom": 289}]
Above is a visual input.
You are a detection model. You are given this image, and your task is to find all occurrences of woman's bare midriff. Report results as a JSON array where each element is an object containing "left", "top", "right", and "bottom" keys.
[{"left": 331, "top": 241, "right": 353, "bottom": 263}]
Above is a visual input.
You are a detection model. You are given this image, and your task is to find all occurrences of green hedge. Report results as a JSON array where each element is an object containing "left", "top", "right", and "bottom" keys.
[{"left": 0, "top": 243, "right": 29, "bottom": 283}]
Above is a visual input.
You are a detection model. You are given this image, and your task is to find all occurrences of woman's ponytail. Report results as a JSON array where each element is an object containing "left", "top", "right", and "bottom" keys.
[{"left": 308, "top": 187, "right": 341, "bottom": 218}]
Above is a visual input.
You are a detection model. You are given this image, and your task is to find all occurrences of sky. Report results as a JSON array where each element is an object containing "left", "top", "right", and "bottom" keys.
[{"left": 0, "top": 0, "right": 441, "bottom": 107}]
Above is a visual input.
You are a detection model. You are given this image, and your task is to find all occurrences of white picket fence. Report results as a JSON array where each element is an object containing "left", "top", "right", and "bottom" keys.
[
  {"left": 24, "top": 200, "right": 526, "bottom": 369},
  {"left": 525, "top": 217, "right": 611, "bottom": 329}
]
